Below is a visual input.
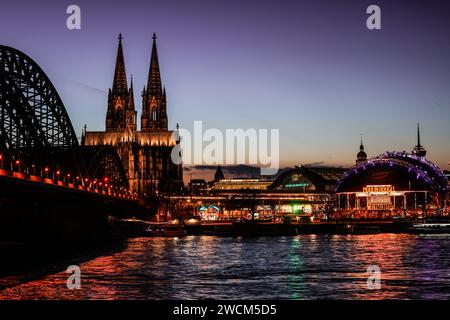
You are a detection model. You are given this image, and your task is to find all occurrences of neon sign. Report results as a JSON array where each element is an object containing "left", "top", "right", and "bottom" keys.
[{"left": 363, "top": 185, "right": 394, "bottom": 193}]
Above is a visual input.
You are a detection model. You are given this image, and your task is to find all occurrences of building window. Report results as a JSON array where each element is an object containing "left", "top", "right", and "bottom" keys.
[{"left": 152, "top": 107, "right": 157, "bottom": 121}]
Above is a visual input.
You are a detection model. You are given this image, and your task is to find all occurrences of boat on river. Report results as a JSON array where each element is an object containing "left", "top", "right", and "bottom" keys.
[
  {"left": 335, "top": 224, "right": 381, "bottom": 235},
  {"left": 109, "top": 218, "right": 187, "bottom": 238},
  {"left": 409, "top": 223, "right": 450, "bottom": 234},
  {"left": 145, "top": 220, "right": 187, "bottom": 237}
]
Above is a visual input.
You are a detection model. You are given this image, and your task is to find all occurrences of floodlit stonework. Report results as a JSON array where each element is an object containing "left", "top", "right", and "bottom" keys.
[{"left": 82, "top": 34, "right": 183, "bottom": 195}]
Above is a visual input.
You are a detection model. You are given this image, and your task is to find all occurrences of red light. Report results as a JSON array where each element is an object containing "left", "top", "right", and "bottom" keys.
[{"left": 44, "top": 167, "right": 49, "bottom": 172}]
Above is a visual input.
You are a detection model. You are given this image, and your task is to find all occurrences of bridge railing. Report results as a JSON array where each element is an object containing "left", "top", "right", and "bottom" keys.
[{"left": 0, "top": 167, "right": 138, "bottom": 200}]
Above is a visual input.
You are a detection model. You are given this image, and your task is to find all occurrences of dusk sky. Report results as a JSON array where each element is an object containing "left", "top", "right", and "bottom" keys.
[{"left": 1, "top": 0, "right": 449, "bottom": 173}]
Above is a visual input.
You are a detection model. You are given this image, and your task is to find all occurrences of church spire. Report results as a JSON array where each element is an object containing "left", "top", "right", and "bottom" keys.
[
  {"left": 147, "top": 33, "right": 162, "bottom": 96},
  {"left": 214, "top": 165, "right": 225, "bottom": 181},
  {"left": 127, "top": 75, "right": 135, "bottom": 110},
  {"left": 356, "top": 134, "right": 367, "bottom": 164},
  {"left": 112, "top": 33, "right": 128, "bottom": 93},
  {"left": 141, "top": 33, "right": 168, "bottom": 132},
  {"left": 417, "top": 122, "right": 421, "bottom": 148},
  {"left": 412, "top": 123, "right": 427, "bottom": 157},
  {"left": 106, "top": 34, "right": 136, "bottom": 132}
]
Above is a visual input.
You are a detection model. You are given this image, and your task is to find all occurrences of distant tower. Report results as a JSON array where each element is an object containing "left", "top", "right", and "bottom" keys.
[
  {"left": 214, "top": 165, "right": 225, "bottom": 181},
  {"left": 141, "top": 33, "right": 168, "bottom": 131},
  {"left": 356, "top": 135, "right": 367, "bottom": 164},
  {"left": 412, "top": 123, "right": 427, "bottom": 157},
  {"left": 106, "top": 33, "right": 137, "bottom": 132}
]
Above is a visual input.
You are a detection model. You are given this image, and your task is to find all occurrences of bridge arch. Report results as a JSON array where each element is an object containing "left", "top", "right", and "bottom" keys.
[
  {"left": 0, "top": 45, "right": 82, "bottom": 175},
  {"left": 0, "top": 45, "right": 131, "bottom": 192},
  {"left": 83, "top": 146, "right": 129, "bottom": 190}
]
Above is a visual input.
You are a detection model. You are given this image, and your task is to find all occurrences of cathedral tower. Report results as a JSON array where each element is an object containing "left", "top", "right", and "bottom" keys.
[
  {"left": 84, "top": 33, "right": 183, "bottom": 197},
  {"left": 106, "top": 34, "right": 137, "bottom": 132},
  {"left": 141, "top": 33, "right": 168, "bottom": 131}
]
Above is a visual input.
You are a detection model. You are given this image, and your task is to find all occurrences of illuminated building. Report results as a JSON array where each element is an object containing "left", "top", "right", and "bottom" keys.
[
  {"left": 82, "top": 34, "right": 183, "bottom": 195},
  {"left": 213, "top": 177, "right": 274, "bottom": 191},
  {"left": 269, "top": 166, "right": 347, "bottom": 193},
  {"left": 335, "top": 151, "right": 448, "bottom": 217},
  {"left": 335, "top": 126, "right": 448, "bottom": 218},
  {"left": 188, "top": 179, "right": 208, "bottom": 196}
]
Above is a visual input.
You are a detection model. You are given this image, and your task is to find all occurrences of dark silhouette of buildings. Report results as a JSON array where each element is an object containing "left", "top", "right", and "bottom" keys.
[
  {"left": 356, "top": 135, "right": 367, "bottom": 164},
  {"left": 214, "top": 165, "right": 225, "bottom": 181}
]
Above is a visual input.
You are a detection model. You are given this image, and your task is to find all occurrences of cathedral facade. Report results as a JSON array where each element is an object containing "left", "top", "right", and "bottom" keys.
[{"left": 82, "top": 34, "right": 183, "bottom": 196}]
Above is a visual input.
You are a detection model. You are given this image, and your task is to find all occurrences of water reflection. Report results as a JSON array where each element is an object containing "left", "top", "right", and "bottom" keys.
[{"left": 1, "top": 234, "right": 450, "bottom": 299}]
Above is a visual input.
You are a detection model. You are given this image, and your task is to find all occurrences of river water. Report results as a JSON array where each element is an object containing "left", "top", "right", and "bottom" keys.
[{"left": 1, "top": 234, "right": 450, "bottom": 299}]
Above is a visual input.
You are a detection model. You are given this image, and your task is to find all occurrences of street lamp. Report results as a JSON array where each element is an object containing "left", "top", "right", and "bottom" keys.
[
  {"left": 15, "top": 159, "right": 21, "bottom": 172},
  {"left": 43, "top": 167, "right": 49, "bottom": 178}
]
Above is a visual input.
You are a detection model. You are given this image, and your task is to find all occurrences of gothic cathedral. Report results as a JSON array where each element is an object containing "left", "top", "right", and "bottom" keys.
[{"left": 82, "top": 34, "right": 183, "bottom": 196}]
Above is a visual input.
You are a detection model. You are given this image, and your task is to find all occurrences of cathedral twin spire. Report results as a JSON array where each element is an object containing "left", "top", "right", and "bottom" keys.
[
  {"left": 142, "top": 33, "right": 168, "bottom": 131},
  {"left": 112, "top": 33, "right": 127, "bottom": 94},
  {"left": 106, "top": 33, "right": 167, "bottom": 132},
  {"left": 147, "top": 33, "right": 162, "bottom": 97}
]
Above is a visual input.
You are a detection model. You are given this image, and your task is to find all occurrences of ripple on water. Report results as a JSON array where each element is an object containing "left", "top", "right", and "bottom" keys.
[{"left": 1, "top": 234, "right": 450, "bottom": 299}]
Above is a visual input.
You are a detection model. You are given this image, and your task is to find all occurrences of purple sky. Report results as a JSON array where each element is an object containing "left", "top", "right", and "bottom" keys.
[{"left": 1, "top": 0, "right": 449, "bottom": 171}]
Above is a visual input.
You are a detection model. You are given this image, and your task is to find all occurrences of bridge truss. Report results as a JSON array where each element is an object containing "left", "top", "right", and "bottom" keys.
[{"left": 0, "top": 45, "right": 129, "bottom": 190}]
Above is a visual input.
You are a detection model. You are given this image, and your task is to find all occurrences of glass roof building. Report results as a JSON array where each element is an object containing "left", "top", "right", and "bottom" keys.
[{"left": 269, "top": 166, "right": 347, "bottom": 193}]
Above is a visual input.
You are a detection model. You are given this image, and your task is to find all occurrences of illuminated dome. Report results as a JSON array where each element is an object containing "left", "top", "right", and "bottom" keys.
[{"left": 335, "top": 151, "right": 448, "bottom": 195}]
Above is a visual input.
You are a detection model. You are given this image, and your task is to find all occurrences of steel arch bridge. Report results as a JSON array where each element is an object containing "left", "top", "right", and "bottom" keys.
[
  {"left": 0, "top": 45, "right": 128, "bottom": 189},
  {"left": 82, "top": 146, "right": 129, "bottom": 189}
]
